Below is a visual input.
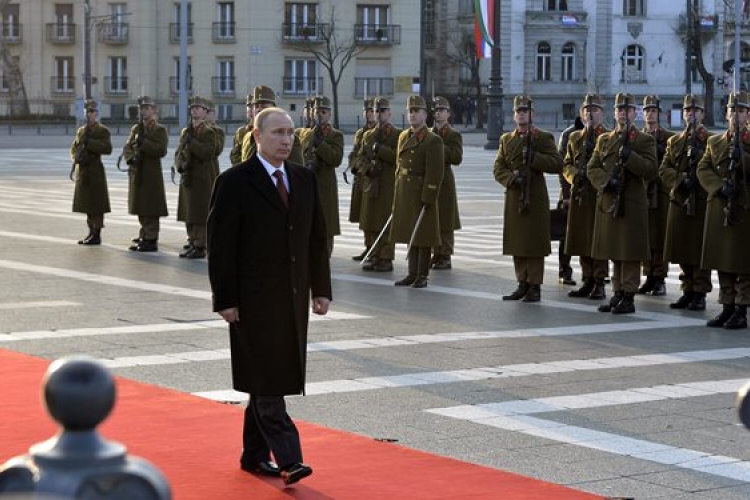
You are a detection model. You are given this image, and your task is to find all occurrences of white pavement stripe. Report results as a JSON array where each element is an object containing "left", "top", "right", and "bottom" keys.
[
  {"left": 425, "top": 379, "right": 750, "bottom": 483},
  {"left": 0, "top": 300, "right": 80, "bottom": 310},
  {"left": 192, "top": 347, "right": 750, "bottom": 402}
]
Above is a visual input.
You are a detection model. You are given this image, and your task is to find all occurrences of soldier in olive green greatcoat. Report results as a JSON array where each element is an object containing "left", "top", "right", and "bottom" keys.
[
  {"left": 122, "top": 95, "right": 168, "bottom": 252},
  {"left": 697, "top": 90, "right": 750, "bottom": 330},
  {"left": 240, "top": 85, "right": 304, "bottom": 165},
  {"left": 659, "top": 94, "right": 713, "bottom": 312},
  {"left": 430, "top": 96, "right": 463, "bottom": 271},
  {"left": 206, "top": 99, "right": 225, "bottom": 181},
  {"left": 390, "top": 95, "right": 444, "bottom": 289},
  {"left": 587, "top": 92, "right": 658, "bottom": 314},
  {"left": 638, "top": 95, "right": 675, "bottom": 297},
  {"left": 494, "top": 96, "right": 562, "bottom": 302},
  {"left": 563, "top": 94, "right": 610, "bottom": 301},
  {"left": 230, "top": 93, "right": 255, "bottom": 165},
  {"left": 175, "top": 96, "right": 218, "bottom": 259},
  {"left": 71, "top": 99, "right": 112, "bottom": 246},
  {"left": 297, "top": 95, "right": 344, "bottom": 255},
  {"left": 358, "top": 97, "right": 402, "bottom": 272},
  {"left": 347, "top": 98, "right": 377, "bottom": 261}
]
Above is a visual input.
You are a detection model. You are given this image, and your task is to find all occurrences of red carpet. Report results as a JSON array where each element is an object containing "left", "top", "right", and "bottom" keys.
[{"left": 0, "top": 349, "right": 604, "bottom": 499}]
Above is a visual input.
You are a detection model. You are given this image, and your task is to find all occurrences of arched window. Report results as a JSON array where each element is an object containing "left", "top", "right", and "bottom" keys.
[
  {"left": 536, "top": 42, "right": 551, "bottom": 81},
  {"left": 621, "top": 44, "right": 645, "bottom": 83},
  {"left": 561, "top": 43, "right": 576, "bottom": 81}
]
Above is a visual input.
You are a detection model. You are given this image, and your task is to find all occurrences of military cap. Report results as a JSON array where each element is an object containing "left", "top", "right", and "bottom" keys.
[
  {"left": 406, "top": 95, "right": 427, "bottom": 110},
  {"left": 84, "top": 99, "right": 98, "bottom": 112},
  {"left": 363, "top": 98, "right": 375, "bottom": 110},
  {"left": 581, "top": 93, "right": 603, "bottom": 109},
  {"left": 137, "top": 95, "right": 155, "bottom": 107},
  {"left": 432, "top": 96, "right": 451, "bottom": 110},
  {"left": 204, "top": 98, "right": 216, "bottom": 111},
  {"left": 614, "top": 92, "right": 637, "bottom": 109},
  {"left": 642, "top": 95, "right": 662, "bottom": 111},
  {"left": 374, "top": 97, "right": 391, "bottom": 111},
  {"left": 727, "top": 91, "right": 750, "bottom": 109},
  {"left": 682, "top": 94, "right": 704, "bottom": 111},
  {"left": 188, "top": 96, "right": 207, "bottom": 109},
  {"left": 250, "top": 85, "right": 276, "bottom": 105},
  {"left": 245, "top": 94, "right": 253, "bottom": 106},
  {"left": 314, "top": 95, "right": 332, "bottom": 109},
  {"left": 513, "top": 95, "right": 533, "bottom": 111}
]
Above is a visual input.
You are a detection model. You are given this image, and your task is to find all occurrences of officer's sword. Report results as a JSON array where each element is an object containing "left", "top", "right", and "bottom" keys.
[
  {"left": 405, "top": 205, "right": 427, "bottom": 260},
  {"left": 360, "top": 213, "right": 393, "bottom": 266}
]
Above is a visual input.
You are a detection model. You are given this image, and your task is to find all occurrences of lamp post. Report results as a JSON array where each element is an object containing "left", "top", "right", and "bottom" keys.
[
  {"left": 83, "top": 0, "right": 92, "bottom": 99},
  {"left": 484, "top": 0, "right": 503, "bottom": 150}
]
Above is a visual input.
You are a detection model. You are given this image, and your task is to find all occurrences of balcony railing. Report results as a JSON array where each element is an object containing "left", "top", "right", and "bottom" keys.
[
  {"left": 212, "top": 22, "right": 235, "bottom": 42},
  {"left": 211, "top": 76, "right": 235, "bottom": 97},
  {"left": 169, "top": 76, "right": 193, "bottom": 95},
  {"left": 0, "top": 23, "right": 22, "bottom": 44},
  {"left": 46, "top": 23, "right": 76, "bottom": 44},
  {"left": 353, "top": 77, "right": 394, "bottom": 98},
  {"left": 169, "top": 23, "right": 194, "bottom": 44},
  {"left": 104, "top": 76, "right": 129, "bottom": 95},
  {"left": 98, "top": 23, "right": 129, "bottom": 44},
  {"left": 282, "top": 23, "right": 329, "bottom": 42},
  {"left": 354, "top": 24, "right": 401, "bottom": 45},
  {"left": 282, "top": 76, "right": 323, "bottom": 96},
  {"left": 51, "top": 76, "right": 75, "bottom": 95}
]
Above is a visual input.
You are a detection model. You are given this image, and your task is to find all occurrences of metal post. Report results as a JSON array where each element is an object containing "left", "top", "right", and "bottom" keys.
[
  {"left": 734, "top": 0, "right": 742, "bottom": 93},
  {"left": 83, "top": 0, "right": 92, "bottom": 99},
  {"left": 484, "top": 0, "right": 503, "bottom": 150},
  {"left": 685, "top": 0, "right": 692, "bottom": 94},
  {"left": 178, "top": 0, "right": 189, "bottom": 129}
]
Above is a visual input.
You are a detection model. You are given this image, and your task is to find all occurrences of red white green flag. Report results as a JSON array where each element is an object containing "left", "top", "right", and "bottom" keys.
[{"left": 474, "top": 0, "right": 494, "bottom": 59}]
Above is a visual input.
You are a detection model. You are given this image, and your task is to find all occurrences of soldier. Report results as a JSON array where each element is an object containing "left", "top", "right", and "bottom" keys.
[
  {"left": 347, "top": 98, "right": 377, "bottom": 261},
  {"left": 122, "top": 96, "right": 168, "bottom": 252},
  {"left": 70, "top": 99, "right": 112, "bottom": 245},
  {"left": 175, "top": 96, "right": 218, "bottom": 259},
  {"left": 205, "top": 99, "right": 225, "bottom": 181},
  {"left": 390, "top": 95, "right": 444, "bottom": 288},
  {"left": 587, "top": 92, "right": 658, "bottom": 314},
  {"left": 240, "top": 85, "right": 304, "bottom": 164},
  {"left": 556, "top": 111, "right": 584, "bottom": 286},
  {"left": 358, "top": 97, "right": 402, "bottom": 272},
  {"left": 563, "top": 94, "right": 610, "bottom": 300},
  {"left": 229, "top": 94, "right": 253, "bottom": 165},
  {"left": 494, "top": 96, "right": 562, "bottom": 302},
  {"left": 430, "top": 96, "right": 463, "bottom": 270},
  {"left": 697, "top": 90, "right": 750, "bottom": 330},
  {"left": 297, "top": 95, "right": 344, "bottom": 255},
  {"left": 660, "top": 94, "right": 713, "bottom": 311},
  {"left": 638, "top": 95, "right": 675, "bottom": 296}
]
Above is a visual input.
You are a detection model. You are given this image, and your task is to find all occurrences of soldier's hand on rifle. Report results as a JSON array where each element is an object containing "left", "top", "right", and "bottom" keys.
[
  {"left": 313, "top": 129, "right": 324, "bottom": 147},
  {"left": 679, "top": 176, "right": 694, "bottom": 192},
  {"left": 732, "top": 143, "right": 743, "bottom": 162},
  {"left": 510, "top": 174, "right": 524, "bottom": 190},
  {"left": 604, "top": 177, "right": 622, "bottom": 192},
  {"left": 720, "top": 180, "right": 736, "bottom": 199},
  {"left": 687, "top": 145, "right": 702, "bottom": 158},
  {"left": 618, "top": 145, "right": 631, "bottom": 162}
]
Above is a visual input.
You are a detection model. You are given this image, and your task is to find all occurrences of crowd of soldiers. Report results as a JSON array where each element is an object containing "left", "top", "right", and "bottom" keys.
[{"left": 68, "top": 86, "right": 749, "bottom": 328}]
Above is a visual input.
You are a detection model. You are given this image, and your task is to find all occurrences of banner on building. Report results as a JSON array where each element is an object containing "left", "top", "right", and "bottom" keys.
[{"left": 474, "top": 0, "right": 494, "bottom": 59}]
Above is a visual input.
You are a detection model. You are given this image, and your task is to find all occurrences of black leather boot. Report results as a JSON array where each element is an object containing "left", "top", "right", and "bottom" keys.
[
  {"left": 724, "top": 305, "right": 748, "bottom": 330},
  {"left": 179, "top": 245, "right": 193, "bottom": 258},
  {"left": 411, "top": 276, "right": 428, "bottom": 288},
  {"left": 650, "top": 279, "right": 666, "bottom": 296},
  {"left": 185, "top": 246, "right": 206, "bottom": 259},
  {"left": 686, "top": 292, "right": 706, "bottom": 311},
  {"left": 78, "top": 229, "right": 93, "bottom": 245},
  {"left": 568, "top": 278, "right": 594, "bottom": 298},
  {"left": 136, "top": 239, "right": 158, "bottom": 252},
  {"left": 612, "top": 292, "right": 636, "bottom": 314},
  {"left": 81, "top": 228, "right": 101, "bottom": 245},
  {"left": 588, "top": 278, "right": 606, "bottom": 300},
  {"left": 503, "top": 282, "right": 529, "bottom": 301},
  {"left": 670, "top": 292, "right": 694, "bottom": 309},
  {"left": 352, "top": 248, "right": 370, "bottom": 261},
  {"left": 521, "top": 284, "right": 541, "bottom": 302},
  {"left": 598, "top": 291, "right": 623, "bottom": 312},
  {"left": 637, "top": 276, "right": 655, "bottom": 294},
  {"left": 395, "top": 275, "right": 417, "bottom": 286},
  {"left": 707, "top": 304, "right": 735, "bottom": 327}
]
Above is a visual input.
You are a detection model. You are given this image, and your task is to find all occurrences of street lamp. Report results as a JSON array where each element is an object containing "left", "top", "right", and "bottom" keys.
[
  {"left": 484, "top": 0, "right": 503, "bottom": 150},
  {"left": 82, "top": 0, "right": 132, "bottom": 100}
]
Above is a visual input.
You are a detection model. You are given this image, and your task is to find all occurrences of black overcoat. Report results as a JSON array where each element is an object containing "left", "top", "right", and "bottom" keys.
[{"left": 207, "top": 155, "right": 332, "bottom": 396}]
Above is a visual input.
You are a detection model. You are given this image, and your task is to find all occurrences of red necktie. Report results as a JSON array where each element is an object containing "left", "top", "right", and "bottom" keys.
[{"left": 273, "top": 170, "right": 289, "bottom": 208}]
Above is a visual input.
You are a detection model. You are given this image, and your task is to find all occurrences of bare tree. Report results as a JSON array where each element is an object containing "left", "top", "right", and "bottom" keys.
[
  {"left": 445, "top": 35, "right": 485, "bottom": 129},
  {"left": 0, "top": 0, "right": 29, "bottom": 116},
  {"left": 291, "top": 6, "right": 367, "bottom": 129},
  {"left": 683, "top": 0, "right": 717, "bottom": 126}
]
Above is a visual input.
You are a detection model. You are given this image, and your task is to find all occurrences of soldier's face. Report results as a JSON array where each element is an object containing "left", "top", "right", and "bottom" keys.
[
  {"left": 434, "top": 107, "right": 450, "bottom": 125},
  {"left": 615, "top": 107, "right": 635, "bottom": 126},
  {"left": 513, "top": 109, "right": 530, "bottom": 127},
  {"left": 377, "top": 108, "right": 391, "bottom": 124},
  {"left": 246, "top": 106, "right": 254, "bottom": 120},
  {"left": 190, "top": 106, "right": 206, "bottom": 121},
  {"left": 140, "top": 105, "right": 155, "bottom": 120},
  {"left": 727, "top": 107, "right": 749, "bottom": 128},
  {"left": 315, "top": 108, "right": 331, "bottom": 124},
  {"left": 644, "top": 107, "right": 659, "bottom": 125},
  {"left": 254, "top": 112, "right": 295, "bottom": 167},
  {"left": 364, "top": 108, "right": 376, "bottom": 124},
  {"left": 85, "top": 109, "right": 97, "bottom": 122},
  {"left": 583, "top": 107, "right": 603, "bottom": 126},
  {"left": 408, "top": 108, "right": 427, "bottom": 128},
  {"left": 682, "top": 108, "right": 703, "bottom": 126}
]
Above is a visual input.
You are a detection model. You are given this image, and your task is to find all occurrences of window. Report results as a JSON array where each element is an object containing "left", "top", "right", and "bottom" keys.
[
  {"left": 1, "top": 4, "right": 20, "bottom": 42},
  {"left": 171, "top": 57, "right": 193, "bottom": 94},
  {"left": 171, "top": 2, "right": 193, "bottom": 42},
  {"left": 54, "top": 4, "right": 73, "bottom": 40},
  {"left": 356, "top": 4, "right": 390, "bottom": 40},
  {"left": 109, "top": 3, "right": 127, "bottom": 37},
  {"left": 284, "top": 59, "right": 318, "bottom": 95},
  {"left": 354, "top": 58, "right": 393, "bottom": 97},
  {"left": 108, "top": 56, "right": 127, "bottom": 93},
  {"left": 545, "top": 0, "right": 568, "bottom": 11},
  {"left": 284, "top": 2, "right": 318, "bottom": 38},
  {"left": 216, "top": 58, "right": 235, "bottom": 94},
  {"left": 0, "top": 56, "right": 18, "bottom": 92},
  {"left": 424, "top": 0, "right": 435, "bottom": 48},
  {"left": 623, "top": 0, "right": 644, "bottom": 17},
  {"left": 621, "top": 44, "right": 645, "bottom": 83},
  {"left": 217, "top": 104, "right": 233, "bottom": 121},
  {"left": 561, "top": 43, "right": 576, "bottom": 81},
  {"left": 53, "top": 56, "right": 74, "bottom": 92},
  {"left": 216, "top": 2, "right": 235, "bottom": 40},
  {"left": 536, "top": 42, "right": 551, "bottom": 81}
]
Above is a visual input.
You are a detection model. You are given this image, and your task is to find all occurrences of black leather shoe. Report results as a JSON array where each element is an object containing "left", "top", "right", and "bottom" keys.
[
  {"left": 80, "top": 231, "right": 101, "bottom": 246},
  {"left": 131, "top": 236, "right": 141, "bottom": 243},
  {"left": 136, "top": 240, "right": 158, "bottom": 252},
  {"left": 395, "top": 275, "right": 417, "bottom": 286},
  {"left": 521, "top": 285, "right": 541, "bottom": 302},
  {"left": 725, "top": 305, "right": 748, "bottom": 330},
  {"left": 128, "top": 243, "right": 139, "bottom": 251},
  {"left": 650, "top": 280, "right": 666, "bottom": 296},
  {"left": 183, "top": 243, "right": 192, "bottom": 250},
  {"left": 371, "top": 259, "right": 393, "bottom": 272},
  {"left": 411, "top": 276, "right": 428, "bottom": 288},
  {"left": 432, "top": 257, "right": 452, "bottom": 270},
  {"left": 611, "top": 293, "right": 635, "bottom": 314},
  {"left": 241, "top": 460, "right": 281, "bottom": 477},
  {"left": 568, "top": 279, "right": 594, "bottom": 298},
  {"left": 686, "top": 293, "right": 706, "bottom": 311},
  {"left": 281, "top": 463, "right": 313, "bottom": 485},
  {"left": 707, "top": 304, "right": 735, "bottom": 327},
  {"left": 670, "top": 292, "right": 694, "bottom": 309},
  {"left": 503, "top": 282, "right": 529, "bottom": 301},
  {"left": 637, "top": 276, "right": 655, "bottom": 294},
  {"left": 598, "top": 291, "right": 623, "bottom": 313},
  {"left": 185, "top": 246, "right": 206, "bottom": 259},
  {"left": 559, "top": 276, "right": 577, "bottom": 286},
  {"left": 352, "top": 248, "right": 370, "bottom": 261},
  {"left": 179, "top": 246, "right": 193, "bottom": 258},
  {"left": 588, "top": 280, "right": 606, "bottom": 300}
]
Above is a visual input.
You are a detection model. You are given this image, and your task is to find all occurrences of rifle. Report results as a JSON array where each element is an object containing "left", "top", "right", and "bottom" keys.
[
  {"left": 646, "top": 99, "right": 663, "bottom": 209},
  {"left": 304, "top": 114, "right": 323, "bottom": 172},
  {"left": 70, "top": 116, "right": 91, "bottom": 181},
  {"left": 683, "top": 97, "right": 698, "bottom": 217},
  {"left": 172, "top": 116, "right": 194, "bottom": 185},
  {"left": 573, "top": 97, "right": 594, "bottom": 206},
  {"left": 607, "top": 115, "right": 630, "bottom": 218},
  {"left": 724, "top": 100, "right": 742, "bottom": 227},
  {"left": 363, "top": 119, "right": 385, "bottom": 198},
  {"left": 117, "top": 108, "right": 145, "bottom": 176},
  {"left": 518, "top": 110, "right": 533, "bottom": 214}
]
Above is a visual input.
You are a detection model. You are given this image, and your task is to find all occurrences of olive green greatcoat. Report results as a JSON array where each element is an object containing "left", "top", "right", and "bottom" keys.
[
  {"left": 297, "top": 124, "right": 345, "bottom": 237},
  {"left": 122, "top": 122, "right": 169, "bottom": 217},
  {"left": 697, "top": 129, "right": 750, "bottom": 274},
  {"left": 358, "top": 123, "right": 402, "bottom": 233},
  {"left": 71, "top": 122, "right": 112, "bottom": 214},
  {"left": 347, "top": 125, "right": 373, "bottom": 223},
  {"left": 432, "top": 124, "right": 463, "bottom": 232},
  {"left": 493, "top": 127, "right": 562, "bottom": 257},
  {"left": 389, "top": 127, "right": 444, "bottom": 246},
  {"left": 643, "top": 126, "right": 675, "bottom": 254},
  {"left": 241, "top": 126, "right": 304, "bottom": 165},
  {"left": 211, "top": 124, "right": 226, "bottom": 180},
  {"left": 562, "top": 124, "right": 609, "bottom": 257},
  {"left": 586, "top": 125, "right": 658, "bottom": 261},
  {"left": 175, "top": 123, "right": 218, "bottom": 224},
  {"left": 229, "top": 122, "right": 251, "bottom": 165},
  {"left": 659, "top": 125, "right": 712, "bottom": 265}
]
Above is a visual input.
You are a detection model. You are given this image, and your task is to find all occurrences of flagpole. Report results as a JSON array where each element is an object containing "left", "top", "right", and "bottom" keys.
[{"left": 484, "top": 0, "right": 503, "bottom": 150}]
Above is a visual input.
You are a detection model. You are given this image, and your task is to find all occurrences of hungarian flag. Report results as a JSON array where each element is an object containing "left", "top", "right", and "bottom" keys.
[{"left": 474, "top": 0, "right": 493, "bottom": 59}]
